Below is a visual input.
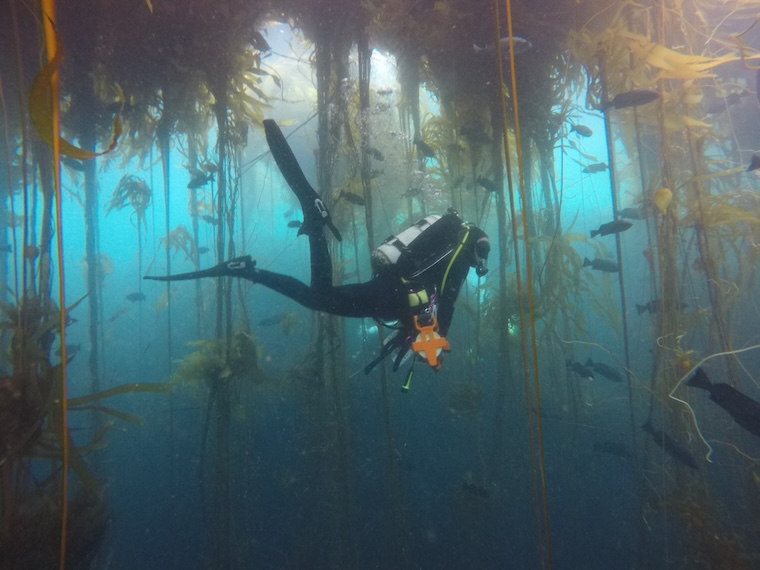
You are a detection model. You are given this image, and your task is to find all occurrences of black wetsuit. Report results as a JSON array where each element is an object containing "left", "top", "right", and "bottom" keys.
[
  {"left": 250, "top": 213, "right": 487, "bottom": 336},
  {"left": 146, "top": 119, "right": 489, "bottom": 370}
]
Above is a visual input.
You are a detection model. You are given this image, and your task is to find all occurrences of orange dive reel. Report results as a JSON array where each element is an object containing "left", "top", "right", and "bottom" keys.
[{"left": 408, "top": 288, "right": 450, "bottom": 370}]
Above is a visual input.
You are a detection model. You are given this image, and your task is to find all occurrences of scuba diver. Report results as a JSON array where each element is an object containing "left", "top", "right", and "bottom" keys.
[{"left": 145, "top": 120, "right": 489, "bottom": 381}]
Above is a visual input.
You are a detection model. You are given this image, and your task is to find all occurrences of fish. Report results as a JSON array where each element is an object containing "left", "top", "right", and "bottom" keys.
[
  {"left": 55, "top": 343, "right": 81, "bottom": 357},
  {"left": 635, "top": 299, "right": 688, "bottom": 314},
  {"left": 287, "top": 220, "right": 302, "bottom": 229},
  {"left": 473, "top": 36, "right": 532, "bottom": 55},
  {"left": 61, "top": 156, "right": 86, "bottom": 172},
  {"left": 748, "top": 154, "right": 760, "bottom": 173},
  {"left": 460, "top": 126, "right": 492, "bottom": 145},
  {"left": 258, "top": 313, "right": 289, "bottom": 327},
  {"left": 618, "top": 206, "right": 648, "bottom": 220},
  {"left": 187, "top": 172, "right": 213, "bottom": 189},
  {"left": 126, "top": 292, "right": 146, "bottom": 302},
  {"left": 0, "top": 245, "right": 11, "bottom": 253},
  {"left": 605, "top": 89, "right": 659, "bottom": 110},
  {"left": 106, "top": 307, "right": 130, "bottom": 323},
  {"left": 687, "top": 368, "right": 760, "bottom": 438},
  {"left": 653, "top": 187, "right": 673, "bottom": 213},
  {"left": 461, "top": 481, "right": 491, "bottom": 499},
  {"left": 201, "top": 215, "right": 219, "bottom": 225},
  {"left": 566, "top": 359, "right": 595, "bottom": 380},
  {"left": 705, "top": 90, "right": 748, "bottom": 114},
  {"left": 369, "top": 169, "right": 383, "bottom": 179},
  {"left": 376, "top": 88, "right": 394, "bottom": 96},
  {"left": 642, "top": 420, "right": 699, "bottom": 470},
  {"left": 366, "top": 146, "right": 385, "bottom": 161},
  {"left": 582, "top": 257, "right": 619, "bottom": 273},
  {"left": 582, "top": 162, "right": 608, "bottom": 174},
  {"left": 283, "top": 207, "right": 295, "bottom": 218},
  {"left": 585, "top": 358, "right": 624, "bottom": 382},
  {"left": 340, "top": 191, "right": 366, "bottom": 206},
  {"left": 401, "top": 187, "right": 422, "bottom": 198},
  {"left": 414, "top": 139, "right": 436, "bottom": 158},
  {"left": 23, "top": 245, "right": 39, "bottom": 260},
  {"left": 197, "top": 246, "right": 209, "bottom": 255},
  {"left": 593, "top": 440, "right": 632, "bottom": 459},
  {"left": 570, "top": 124, "right": 593, "bottom": 137},
  {"left": 590, "top": 219, "right": 632, "bottom": 238},
  {"left": 636, "top": 299, "right": 660, "bottom": 314},
  {"left": 476, "top": 177, "right": 498, "bottom": 192}
]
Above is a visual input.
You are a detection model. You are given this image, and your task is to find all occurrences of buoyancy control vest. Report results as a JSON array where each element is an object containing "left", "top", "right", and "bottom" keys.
[{"left": 370, "top": 211, "right": 466, "bottom": 279}]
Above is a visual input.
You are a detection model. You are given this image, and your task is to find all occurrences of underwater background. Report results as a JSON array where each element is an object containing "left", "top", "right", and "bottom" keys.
[{"left": 3, "top": 0, "right": 760, "bottom": 568}]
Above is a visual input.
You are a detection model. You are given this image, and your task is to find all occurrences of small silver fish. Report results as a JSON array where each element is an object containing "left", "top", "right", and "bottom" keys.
[{"left": 473, "top": 36, "right": 532, "bottom": 55}]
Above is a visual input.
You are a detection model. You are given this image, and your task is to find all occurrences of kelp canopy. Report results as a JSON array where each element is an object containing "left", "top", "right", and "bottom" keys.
[{"left": 3, "top": 0, "right": 760, "bottom": 568}]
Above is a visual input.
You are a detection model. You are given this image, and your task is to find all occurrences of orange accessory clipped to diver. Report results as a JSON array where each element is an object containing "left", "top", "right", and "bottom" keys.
[{"left": 411, "top": 313, "right": 450, "bottom": 369}]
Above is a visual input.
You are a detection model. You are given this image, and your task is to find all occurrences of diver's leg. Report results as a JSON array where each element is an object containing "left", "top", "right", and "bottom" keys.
[
  {"left": 309, "top": 232, "right": 332, "bottom": 293},
  {"left": 263, "top": 119, "right": 342, "bottom": 241}
]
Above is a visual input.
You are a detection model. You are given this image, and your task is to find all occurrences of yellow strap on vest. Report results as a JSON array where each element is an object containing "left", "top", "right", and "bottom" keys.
[{"left": 440, "top": 226, "right": 470, "bottom": 294}]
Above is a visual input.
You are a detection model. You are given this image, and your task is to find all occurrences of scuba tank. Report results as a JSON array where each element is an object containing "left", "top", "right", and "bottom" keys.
[{"left": 370, "top": 211, "right": 465, "bottom": 277}]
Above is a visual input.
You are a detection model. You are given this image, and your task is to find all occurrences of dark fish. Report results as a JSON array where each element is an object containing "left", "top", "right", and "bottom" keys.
[
  {"left": 585, "top": 358, "right": 623, "bottom": 382},
  {"left": 197, "top": 246, "right": 209, "bottom": 255},
  {"left": 476, "top": 177, "right": 498, "bottom": 192},
  {"left": 618, "top": 206, "right": 648, "bottom": 220},
  {"left": 570, "top": 124, "right": 593, "bottom": 137},
  {"left": 451, "top": 176, "right": 465, "bottom": 189},
  {"left": 0, "top": 244, "right": 11, "bottom": 253},
  {"left": 687, "top": 368, "right": 760, "bottom": 438},
  {"left": 23, "top": 245, "right": 39, "bottom": 260},
  {"left": 593, "top": 440, "right": 631, "bottom": 459},
  {"left": 62, "top": 156, "right": 86, "bottom": 172},
  {"left": 201, "top": 215, "right": 219, "bottom": 225},
  {"left": 283, "top": 206, "right": 295, "bottom": 218},
  {"left": 340, "top": 191, "right": 366, "bottom": 206},
  {"left": 635, "top": 299, "right": 687, "bottom": 314},
  {"left": 582, "top": 162, "right": 608, "bottom": 174},
  {"left": 414, "top": 139, "right": 436, "bottom": 158},
  {"left": 55, "top": 343, "right": 81, "bottom": 357},
  {"left": 187, "top": 172, "right": 213, "bottom": 189},
  {"left": 366, "top": 146, "right": 385, "bottom": 161},
  {"left": 705, "top": 90, "right": 748, "bottom": 114},
  {"left": 106, "top": 307, "right": 130, "bottom": 323},
  {"left": 369, "top": 169, "right": 383, "bottom": 179},
  {"left": 287, "top": 220, "right": 302, "bottom": 229},
  {"left": 373, "top": 102, "right": 391, "bottom": 114},
  {"left": 376, "top": 88, "right": 394, "bottom": 96},
  {"left": 461, "top": 481, "right": 491, "bottom": 499},
  {"left": 605, "top": 89, "right": 659, "bottom": 110},
  {"left": 460, "top": 126, "right": 492, "bottom": 145},
  {"left": 748, "top": 154, "right": 760, "bottom": 173},
  {"left": 642, "top": 420, "right": 699, "bottom": 470},
  {"left": 583, "top": 257, "right": 619, "bottom": 273},
  {"left": 401, "top": 187, "right": 422, "bottom": 198},
  {"left": 126, "top": 292, "right": 146, "bottom": 302},
  {"left": 590, "top": 219, "right": 632, "bottom": 238},
  {"left": 566, "top": 359, "right": 595, "bottom": 380},
  {"left": 636, "top": 299, "right": 660, "bottom": 314},
  {"left": 258, "top": 313, "right": 288, "bottom": 327},
  {"left": 473, "top": 36, "right": 532, "bottom": 55}
]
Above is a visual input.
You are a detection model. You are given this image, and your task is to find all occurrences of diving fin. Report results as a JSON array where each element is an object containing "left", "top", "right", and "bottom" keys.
[
  {"left": 144, "top": 256, "right": 257, "bottom": 282},
  {"left": 263, "top": 119, "right": 342, "bottom": 242}
]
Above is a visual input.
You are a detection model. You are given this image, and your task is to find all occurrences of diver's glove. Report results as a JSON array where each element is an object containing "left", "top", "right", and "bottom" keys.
[{"left": 144, "top": 255, "right": 258, "bottom": 282}]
